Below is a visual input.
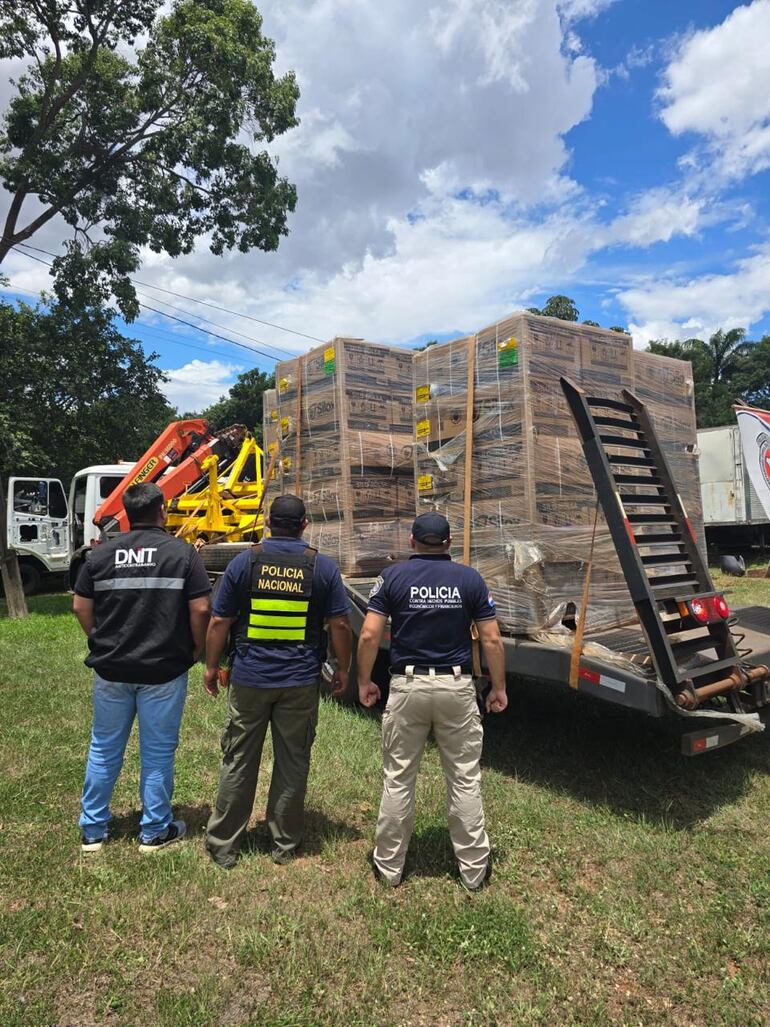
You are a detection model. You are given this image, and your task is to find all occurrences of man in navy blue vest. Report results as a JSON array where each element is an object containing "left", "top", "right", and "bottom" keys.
[
  {"left": 204, "top": 495, "right": 352, "bottom": 868},
  {"left": 356, "top": 512, "right": 507, "bottom": 890}
]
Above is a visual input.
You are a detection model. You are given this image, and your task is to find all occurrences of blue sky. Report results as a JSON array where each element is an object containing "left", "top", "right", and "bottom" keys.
[{"left": 3, "top": 0, "right": 770, "bottom": 410}]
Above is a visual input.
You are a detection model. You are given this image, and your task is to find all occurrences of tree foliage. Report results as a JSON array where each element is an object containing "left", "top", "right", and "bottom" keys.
[
  {"left": 527, "top": 295, "right": 579, "bottom": 321},
  {"left": 0, "top": 0, "right": 299, "bottom": 319},
  {"left": 0, "top": 298, "right": 174, "bottom": 481},
  {"left": 647, "top": 328, "right": 765, "bottom": 428},
  {"left": 197, "top": 367, "right": 275, "bottom": 441}
]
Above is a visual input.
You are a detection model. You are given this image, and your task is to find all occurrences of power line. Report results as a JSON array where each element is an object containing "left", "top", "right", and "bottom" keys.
[
  {"left": 138, "top": 300, "right": 281, "bottom": 363},
  {"left": 8, "top": 245, "right": 282, "bottom": 363},
  {"left": 131, "top": 287, "right": 295, "bottom": 359},
  {"left": 15, "top": 240, "right": 324, "bottom": 344}
]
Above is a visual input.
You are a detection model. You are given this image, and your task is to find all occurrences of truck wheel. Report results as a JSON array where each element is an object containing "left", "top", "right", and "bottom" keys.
[
  {"left": 200, "top": 542, "right": 253, "bottom": 572},
  {"left": 20, "top": 561, "right": 42, "bottom": 595}
]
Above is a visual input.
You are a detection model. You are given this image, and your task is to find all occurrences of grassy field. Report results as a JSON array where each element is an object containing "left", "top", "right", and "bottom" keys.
[{"left": 1, "top": 592, "right": 770, "bottom": 1027}]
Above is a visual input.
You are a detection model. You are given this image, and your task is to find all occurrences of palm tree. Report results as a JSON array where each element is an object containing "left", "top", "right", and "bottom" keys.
[{"left": 687, "top": 328, "right": 755, "bottom": 385}]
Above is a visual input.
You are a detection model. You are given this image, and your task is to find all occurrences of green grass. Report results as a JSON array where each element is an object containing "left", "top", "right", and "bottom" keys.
[{"left": 1, "top": 593, "right": 770, "bottom": 1026}]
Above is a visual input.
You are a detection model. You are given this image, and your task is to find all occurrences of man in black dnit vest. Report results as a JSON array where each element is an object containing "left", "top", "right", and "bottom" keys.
[
  {"left": 73, "top": 483, "right": 211, "bottom": 854},
  {"left": 204, "top": 494, "right": 353, "bottom": 869}
]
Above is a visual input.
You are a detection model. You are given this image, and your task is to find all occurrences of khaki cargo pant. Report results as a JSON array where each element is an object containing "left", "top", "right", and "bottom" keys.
[
  {"left": 205, "top": 681, "right": 319, "bottom": 867},
  {"left": 373, "top": 669, "right": 490, "bottom": 889}
]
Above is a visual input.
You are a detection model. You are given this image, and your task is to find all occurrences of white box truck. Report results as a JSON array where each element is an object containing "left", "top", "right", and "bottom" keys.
[{"left": 698, "top": 425, "right": 770, "bottom": 548}]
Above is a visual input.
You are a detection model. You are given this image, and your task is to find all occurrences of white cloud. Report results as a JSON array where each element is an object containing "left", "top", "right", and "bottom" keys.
[
  {"left": 658, "top": 0, "right": 770, "bottom": 180},
  {"left": 620, "top": 245, "right": 770, "bottom": 346},
  {"left": 160, "top": 359, "right": 243, "bottom": 412},
  {"left": 557, "top": 0, "right": 618, "bottom": 23}
]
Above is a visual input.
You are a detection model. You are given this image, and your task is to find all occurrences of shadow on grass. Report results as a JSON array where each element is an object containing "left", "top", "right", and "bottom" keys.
[
  {"left": 241, "top": 809, "right": 361, "bottom": 857},
  {"left": 0, "top": 591, "right": 72, "bottom": 619},
  {"left": 480, "top": 681, "right": 770, "bottom": 829},
  {"left": 331, "top": 674, "right": 769, "bottom": 831},
  {"left": 109, "top": 802, "right": 212, "bottom": 840}
]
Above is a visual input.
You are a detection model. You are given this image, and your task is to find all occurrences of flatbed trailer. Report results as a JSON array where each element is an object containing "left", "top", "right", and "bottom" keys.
[{"left": 341, "top": 577, "right": 770, "bottom": 755}]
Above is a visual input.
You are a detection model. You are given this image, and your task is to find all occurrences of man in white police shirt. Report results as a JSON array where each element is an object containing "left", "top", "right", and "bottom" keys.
[
  {"left": 356, "top": 511, "right": 507, "bottom": 891},
  {"left": 73, "top": 483, "right": 212, "bottom": 853}
]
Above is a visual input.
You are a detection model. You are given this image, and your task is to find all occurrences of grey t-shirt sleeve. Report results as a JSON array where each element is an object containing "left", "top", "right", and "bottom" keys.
[{"left": 185, "top": 547, "right": 213, "bottom": 599}]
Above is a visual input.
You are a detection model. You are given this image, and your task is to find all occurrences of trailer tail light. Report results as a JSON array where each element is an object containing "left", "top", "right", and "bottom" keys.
[
  {"left": 677, "top": 595, "right": 730, "bottom": 624},
  {"left": 688, "top": 598, "right": 710, "bottom": 623}
]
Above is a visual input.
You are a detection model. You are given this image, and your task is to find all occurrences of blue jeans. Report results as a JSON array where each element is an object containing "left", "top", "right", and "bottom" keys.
[{"left": 79, "top": 673, "right": 188, "bottom": 843}]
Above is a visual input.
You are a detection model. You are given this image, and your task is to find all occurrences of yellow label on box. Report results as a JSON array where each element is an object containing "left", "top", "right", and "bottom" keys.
[
  {"left": 281, "top": 457, "right": 292, "bottom": 470},
  {"left": 280, "top": 417, "right": 290, "bottom": 434},
  {"left": 323, "top": 346, "right": 335, "bottom": 363},
  {"left": 270, "top": 410, "right": 278, "bottom": 421},
  {"left": 415, "top": 384, "right": 431, "bottom": 403},
  {"left": 267, "top": 442, "right": 277, "bottom": 455},
  {"left": 498, "top": 336, "right": 518, "bottom": 351},
  {"left": 417, "top": 474, "right": 434, "bottom": 492},
  {"left": 415, "top": 418, "right": 431, "bottom": 438},
  {"left": 278, "top": 376, "right": 290, "bottom": 393}
]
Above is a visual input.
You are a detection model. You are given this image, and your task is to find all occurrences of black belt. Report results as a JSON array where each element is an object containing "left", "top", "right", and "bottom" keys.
[{"left": 390, "top": 664, "right": 472, "bottom": 676}]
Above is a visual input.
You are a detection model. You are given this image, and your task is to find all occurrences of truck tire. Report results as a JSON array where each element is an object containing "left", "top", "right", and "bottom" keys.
[
  {"left": 200, "top": 543, "right": 253, "bottom": 572},
  {"left": 19, "top": 560, "right": 42, "bottom": 596}
]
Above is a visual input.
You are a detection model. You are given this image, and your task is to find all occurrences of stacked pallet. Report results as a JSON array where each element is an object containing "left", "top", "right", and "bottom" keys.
[
  {"left": 267, "top": 338, "right": 415, "bottom": 574},
  {"left": 413, "top": 312, "right": 702, "bottom": 633}
]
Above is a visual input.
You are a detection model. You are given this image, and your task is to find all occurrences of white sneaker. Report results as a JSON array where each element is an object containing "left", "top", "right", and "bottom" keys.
[{"left": 138, "top": 820, "right": 187, "bottom": 853}]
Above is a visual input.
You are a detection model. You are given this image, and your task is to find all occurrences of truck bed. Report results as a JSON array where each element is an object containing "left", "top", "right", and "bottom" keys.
[{"left": 342, "top": 577, "right": 770, "bottom": 753}]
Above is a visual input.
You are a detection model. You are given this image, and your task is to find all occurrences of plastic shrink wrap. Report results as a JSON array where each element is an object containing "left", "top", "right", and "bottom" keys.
[
  {"left": 413, "top": 312, "right": 703, "bottom": 634},
  {"left": 267, "top": 338, "right": 415, "bottom": 574}
]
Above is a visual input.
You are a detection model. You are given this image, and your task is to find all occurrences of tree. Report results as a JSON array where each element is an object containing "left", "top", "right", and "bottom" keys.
[
  {"left": 199, "top": 368, "right": 275, "bottom": 440},
  {"left": 609, "top": 326, "right": 628, "bottom": 334},
  {"left": 0, "top": 298, "right": 175, "bottom": 482},
  {"left": 647, "top": 328, "right": 757, "bottom": 428},
  {"left": 0, "top": 0, "right": 299, "bottom": 318},
  {"left": 733, "top": 335, "right": 770, "bottom": 409},
  {"left": 582, "top": 319, "right": 600, "bottom": 327},
  {"left": 542, "top": 295, "right": 579, "bottom": 321},
  {"left": 526, "top": 295, "right": 579, "bottom": 321}
]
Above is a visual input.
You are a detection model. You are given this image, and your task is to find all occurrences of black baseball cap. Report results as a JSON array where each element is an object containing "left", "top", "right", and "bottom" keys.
[
  {"left": 269, "top": 494, "right": 306, "bottom": 525},
  {"left": 412, "top": 511, "right": 450, "bottom": 545}
]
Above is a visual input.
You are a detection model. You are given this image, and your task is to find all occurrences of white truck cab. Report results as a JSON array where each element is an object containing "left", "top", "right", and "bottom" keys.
[{"left": 7, "top": 464, "right": 130, "bottom": 593}]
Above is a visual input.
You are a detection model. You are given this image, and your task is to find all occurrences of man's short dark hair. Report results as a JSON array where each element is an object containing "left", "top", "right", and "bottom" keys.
[
  {"left": 268, "top": 494, "right": 306, "bottom": 537},
  {"left": 123, "top": 482, "right": 165, "bottom": 526}
]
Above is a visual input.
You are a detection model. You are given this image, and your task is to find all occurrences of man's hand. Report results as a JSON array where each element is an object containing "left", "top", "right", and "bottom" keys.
[
  {"left": 485, "top": 686, "right": 508, "bottom": 714},
  {"left": 331, "top": 668, "right": 349, "bottom": 698},
  {"left": 358, "top": 679, "right": 381, "bottom": 708},
  {"left": 204, "top": 667, "right": 221, "bottom": 697}
]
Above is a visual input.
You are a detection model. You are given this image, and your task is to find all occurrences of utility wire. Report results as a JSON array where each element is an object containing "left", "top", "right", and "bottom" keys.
[
  {"left": 15, "top": 240, "right": 324, "bottom": 344},
  {"left": 131, "top": 287, "right": 295, "bottom": 359},
  {"left": 9, "top": 245, "right": 282, "bottom": 363}
]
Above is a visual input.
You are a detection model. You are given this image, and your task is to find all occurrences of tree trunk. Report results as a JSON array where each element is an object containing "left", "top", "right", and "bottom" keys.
[{"left": 0, "top": 478, "right": 29, "bottom": 618}]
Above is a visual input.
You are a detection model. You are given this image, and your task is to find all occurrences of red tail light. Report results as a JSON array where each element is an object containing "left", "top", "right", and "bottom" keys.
[{"left": 713, "top": 595, "right": 730, "bottom": 619}]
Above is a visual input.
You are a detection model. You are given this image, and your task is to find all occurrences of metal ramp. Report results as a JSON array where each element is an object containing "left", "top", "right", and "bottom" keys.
[{"left": 561, "top": 377, "right": 766, "bottom": 712}]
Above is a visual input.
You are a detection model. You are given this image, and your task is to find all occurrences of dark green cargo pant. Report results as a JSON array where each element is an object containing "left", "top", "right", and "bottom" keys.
[{"left": 205, "top": 681, "right": 320, "bottom": 867}]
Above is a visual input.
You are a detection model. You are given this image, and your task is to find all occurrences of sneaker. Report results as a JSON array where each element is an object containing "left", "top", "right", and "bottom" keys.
[
  {"left": 138, "top": 820, "right": 187, "bottom": 853},
  {"left": 81, "top": 832, "right": 107, "bottom": 854}
]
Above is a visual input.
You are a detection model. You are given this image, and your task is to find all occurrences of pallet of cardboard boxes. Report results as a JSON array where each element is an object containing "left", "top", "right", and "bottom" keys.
[{"left": 263, "top": 313, "right": 702, "bottom": 635}]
